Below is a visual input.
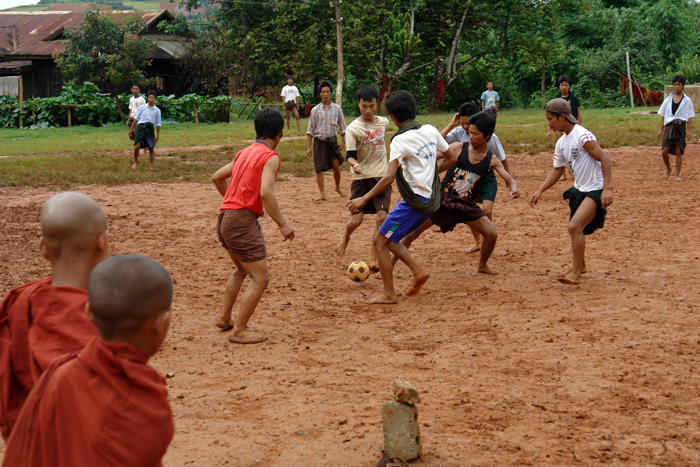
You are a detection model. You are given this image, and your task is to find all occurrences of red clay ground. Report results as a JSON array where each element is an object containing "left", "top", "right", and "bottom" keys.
[{"left": 1, "top": 144, "right": 699, "bottom": 466}]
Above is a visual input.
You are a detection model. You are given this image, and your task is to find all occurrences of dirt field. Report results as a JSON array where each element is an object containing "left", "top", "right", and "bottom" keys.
[{"left": 1, "top": 144, "right": 699, "bottom": 466}]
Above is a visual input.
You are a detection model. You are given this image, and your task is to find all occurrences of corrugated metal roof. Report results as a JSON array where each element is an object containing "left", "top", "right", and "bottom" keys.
[{"left": 0, "top": 10, "right": 176, "bottom": 59}]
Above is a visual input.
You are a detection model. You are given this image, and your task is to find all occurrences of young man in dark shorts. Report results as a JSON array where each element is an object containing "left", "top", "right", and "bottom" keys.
[
  {"left": 129, "top": 90, "right": 161, "bottom": 170},
  {"left": 335, "top": 86, "right": 390, "bottom": 271},
  {"left": 400, "top": 111, "right": 519, "bottom": 275},
  {"left": 306, "top": 81, "right": 347, "bottom": 200},
  {"left": 441, "top": 101, "right": 511, "bottom": 254},
  {"left": 347, "top": 91, "right": 457, "bottom": 304},
  {"left": 211, "top": 108, "right": 295, "bottom": 344},
  {"left": 657, "top": 74, "right": 694, "bottom": 181},
  {"left": 530, "top": 98, "right": 613, "bottom": 285}
]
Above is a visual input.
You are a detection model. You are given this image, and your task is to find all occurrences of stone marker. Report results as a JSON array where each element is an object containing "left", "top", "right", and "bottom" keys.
[
  {"left": 382, "top": 379, "right": 422, "bottom": 461},
  {"left": 393, "top": 379, "right": 420, "bottom": 405}
]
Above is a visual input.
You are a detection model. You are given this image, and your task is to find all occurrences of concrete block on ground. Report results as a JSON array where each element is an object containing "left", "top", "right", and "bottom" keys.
[{"left": 381, "top": 401, "right": 422, "bottom": 461}]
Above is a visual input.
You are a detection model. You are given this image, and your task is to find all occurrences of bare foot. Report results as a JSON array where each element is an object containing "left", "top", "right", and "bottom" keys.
[
  {"left": 558, "top": 272, "right": 581, "bottom": 285},
  {"left": 317, "top": 194, "right": 327, "bottom": 201},
  {"left": 467, "top": 243, "right": 481, "bottom": 254},
  {"left": 229, "top": 329, "right": 268, "bottom": 344},
  {"left": 662, "top": 171, "right": 669, "bottom": 178},
  {"left": 369, "top": 294, "right": 398, "bottom": 304},
  {"left": 216, "top": 319, "right": 234, "bottom": 331},
  {"left": 130, "top": 163, "right": 138, "bottom": 169},
  {"left": 675, "top": 176, "right": 682, "bottom": 181},
  {"left": 334, "top": 187, "right": 345, "bottom": 197},
  {"left": 149, "top": 166, "right": 155, "bottom": 171},
  {"left": 335, "top": 238, "right": 348, "bottom": 256},
  {"left": 369, "top": 261, "right": 379, "bottom": 272},
  {"left": 374, "top": 271, "right": 382, "bottom": 280},
  {"left": 478, "top": 264, "right": 499, "bottom": 275},
  {"left": 407, "top": 273, "right": 430, "bottom": 296}
]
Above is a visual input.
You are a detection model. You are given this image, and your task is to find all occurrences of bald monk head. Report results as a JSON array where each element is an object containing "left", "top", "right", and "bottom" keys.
[
  {"left": 87, "top": 255, "right": 173, "bottom": 357},
  {"left": 39, "top": 192, "right": 109, "bottom": 290}
]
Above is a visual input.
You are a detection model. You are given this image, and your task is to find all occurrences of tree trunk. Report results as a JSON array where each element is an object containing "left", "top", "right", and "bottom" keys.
[
  {"left": 115, "top": 94, "right": 125, "bottom": 122},
  {"left": 428, "top": 87, "right": 440, "bottom": 114},
  {"left": 541, "top": 59, "right": 546, "bottom": 109}
]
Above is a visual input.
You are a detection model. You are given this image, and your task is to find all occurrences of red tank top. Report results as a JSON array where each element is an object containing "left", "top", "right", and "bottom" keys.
[{"left": 220, "top": 142, "right": 280, "bottom": 216}]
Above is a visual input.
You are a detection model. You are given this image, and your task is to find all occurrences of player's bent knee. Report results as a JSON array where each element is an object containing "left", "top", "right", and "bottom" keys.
[{"left": 484, "top": 227, "right": 497, "bottom": 243}]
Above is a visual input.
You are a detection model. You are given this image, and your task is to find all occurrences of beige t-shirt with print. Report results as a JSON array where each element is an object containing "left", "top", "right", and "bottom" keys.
[{"left": 345, "top": 116, "right": 389, "bottom": 180}]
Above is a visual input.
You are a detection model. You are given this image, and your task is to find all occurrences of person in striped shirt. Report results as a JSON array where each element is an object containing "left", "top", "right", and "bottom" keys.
[{"left": 306, "top": 81, "right": 347, "bottom": 200}]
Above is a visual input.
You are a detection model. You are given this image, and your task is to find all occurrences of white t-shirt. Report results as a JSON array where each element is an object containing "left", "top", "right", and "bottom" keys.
[
  {"left": 554, "top": 124, "right": 603, "bottom": 192},
  {"left": 345, "top": 116, "right": 389, "bottom": 180},
  {"left": 389, "top": 124, "right": 449, "bottom": 198},
  {"left": 280, "top": 85, "right": 300, "bottom": 103},
  {"left": 129, "top": 95, "right": 146, "bottom": 118},
  {"left": 445, "top": 126, "right": 506, "bottom": 161}
]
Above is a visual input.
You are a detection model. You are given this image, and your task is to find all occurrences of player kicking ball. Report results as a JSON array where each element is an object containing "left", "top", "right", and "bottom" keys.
[
  {"left": 347, "top": 91, "right": 457, "bottom": 304},
  {"left": 530, "top": 98, "right": 612, "bottom": 285},
  {"left": 335, "top": 87, "right": 391, "bottom": 271}
]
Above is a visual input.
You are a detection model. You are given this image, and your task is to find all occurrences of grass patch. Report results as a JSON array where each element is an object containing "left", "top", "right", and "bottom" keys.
[
  {"left": 0, "top": 150, "right": 235, "bottom": 190},
  {"left": 0, "top": 108, "right": 662, "bottom": 189}
]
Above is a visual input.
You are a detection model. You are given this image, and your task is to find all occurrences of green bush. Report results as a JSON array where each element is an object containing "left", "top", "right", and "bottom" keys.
[{"left": 0, "top": 83, "right": 236, "bottom": 128}]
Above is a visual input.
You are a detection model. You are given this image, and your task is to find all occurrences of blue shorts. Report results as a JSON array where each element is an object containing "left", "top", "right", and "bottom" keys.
[{"left": 378, "top": 197, "right": 432, "bottom": 243}]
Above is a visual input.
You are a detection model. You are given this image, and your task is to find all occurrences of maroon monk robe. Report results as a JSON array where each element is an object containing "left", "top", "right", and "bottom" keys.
[
  {"left": 3, "top": 338, "right": 174, "bottom": 467},
  {"left": 0, "top": 277, "right": 97, "bottom": 441}
]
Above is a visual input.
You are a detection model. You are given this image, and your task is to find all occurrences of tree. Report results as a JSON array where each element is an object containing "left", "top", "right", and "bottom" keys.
[{"left": 55, "top": 7, "right": 155, "bottom": 120}]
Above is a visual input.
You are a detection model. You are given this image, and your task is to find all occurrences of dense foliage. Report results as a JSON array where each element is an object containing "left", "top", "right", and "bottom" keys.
[
  {"left": 176, "top": 0, "right": 700, "bottom": 112},
  {"left": 54, "top": 6, "right": 155, "bottom": 121},
  {"left": 0, "top": 82, "right": 236, "bottom": 129}
]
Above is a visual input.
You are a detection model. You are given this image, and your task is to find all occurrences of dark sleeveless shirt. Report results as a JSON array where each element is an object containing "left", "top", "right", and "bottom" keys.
[
  {"left": 671, "top": 95, "right": 683, "bottom": 115},
  {"left": 441, "top": 144, "right": 493, "bottom": 201}
]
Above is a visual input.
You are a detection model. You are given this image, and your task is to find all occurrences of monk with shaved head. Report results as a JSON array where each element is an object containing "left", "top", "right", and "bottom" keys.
[
  {"left": 3, "top": 255, "right": 175, "bottom": 467},
  {"left": 0, "top": 192, "right": 108, "bottom": 441}
]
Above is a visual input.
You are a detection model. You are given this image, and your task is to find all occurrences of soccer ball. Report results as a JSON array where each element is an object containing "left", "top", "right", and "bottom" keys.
[{"left": 347, "top": 261, "right": 370, "bottom": 282}]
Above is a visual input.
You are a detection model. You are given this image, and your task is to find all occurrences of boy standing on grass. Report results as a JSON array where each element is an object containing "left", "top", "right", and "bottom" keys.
[
  {"left": 347, "top": 91, "right": 457, "bottom": 304},
  {"left": 547, "top": 75, "right": 581, "bottom": 142},
  {"left": 335, "top": 86, "right": 390, "bottom": 272},
  {"left": 657, "top": 74, "right": 694, "bottom": 181},
  {"left": 441, "top": 102, "right": 510, "bottom": 254},
  {"left": 211, "top": 108, "right": 294, "bottom": 344},
  {"left": 481, "top": 80, "right": 499, "bottom": 119},
  {"left": 306, "top": 81, "right": 347, "bottom": 200},
  {"left": 530, "top": 99, "right": 612, "bottom": 285},
  {"left": 127, "top": 84, "right": 145, "bottom": 130},
  {"left": 280, "top": 75, "right": 302, "bottom": 133},
  {"left": 129, "top": 90, "right": 161, "bottom": 170}
]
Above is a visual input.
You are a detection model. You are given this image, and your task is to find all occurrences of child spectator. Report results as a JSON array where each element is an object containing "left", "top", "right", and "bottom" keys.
[{"left": 481, "top": 80, "right": 500, "bottom": 119}]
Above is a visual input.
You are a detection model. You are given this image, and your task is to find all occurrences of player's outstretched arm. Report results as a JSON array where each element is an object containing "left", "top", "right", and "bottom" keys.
[
  {"left": 437, "top": 142, "right": 462, "bottom": 161},
  {"left": 260, "top": 156, "right": 294, "bottom": 241},
  {"left": 212, "top": 162, "right": 233, "bottom": 196},
  {"left": 582, "top": 141, "right": 613, "bottom": 208},
  {"left": 347, "top": 159, "right": 398, "bottom": 213},
  {"left": 491, "top": 159, "right": 519, "bottom": 199},
  {"left": 529, "top": 167, "right": 565, "bottom": 207},
  {"left": 437, "top": 146, "right": 458, "bottom": 173}
]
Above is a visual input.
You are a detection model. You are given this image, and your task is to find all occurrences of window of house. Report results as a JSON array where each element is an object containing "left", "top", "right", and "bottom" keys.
[
  {"left": 156, "top": 76, "right": 164, "bottom": 89},
  {"left": 52, "top": 76, "right": 63, "bottom": 94}
]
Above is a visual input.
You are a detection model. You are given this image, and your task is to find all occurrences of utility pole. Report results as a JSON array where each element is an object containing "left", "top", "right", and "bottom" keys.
[
  {"left": 332, "top": 0, "right": 343, "bottom": 105},
  {"left": 626, "top": 51, "right": 634, "bottom": 108}
]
